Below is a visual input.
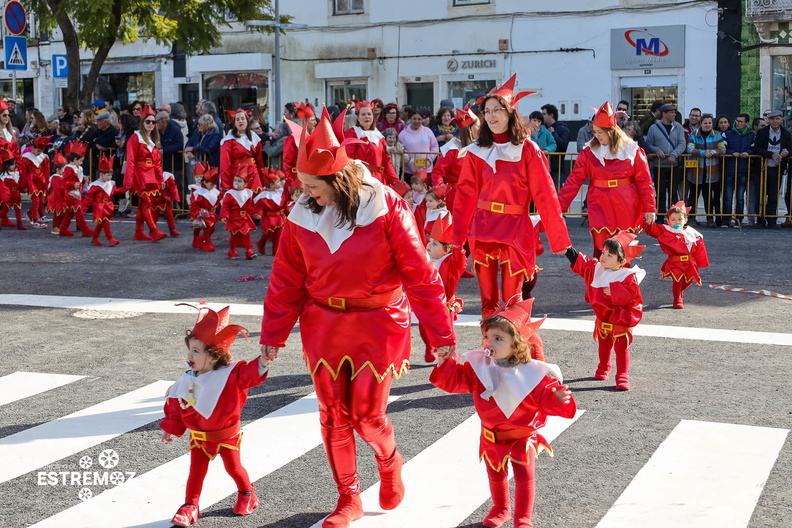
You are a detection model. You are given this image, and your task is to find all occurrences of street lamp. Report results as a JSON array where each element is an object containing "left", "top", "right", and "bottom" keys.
[{"left": 246, "top": 0, "right": 308, "bottom": 129}]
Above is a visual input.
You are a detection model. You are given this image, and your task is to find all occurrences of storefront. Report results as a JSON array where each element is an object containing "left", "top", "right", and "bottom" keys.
[
  {"left": 94, "top": 72, "right": 155, "bottom": 109},
  {"left": 189, "top": 52, "right": 272, "bottom": 118}
]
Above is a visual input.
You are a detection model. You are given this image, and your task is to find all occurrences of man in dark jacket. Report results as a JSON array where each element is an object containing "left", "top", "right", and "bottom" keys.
[
  {"left": 752, "top": 110, "right": 791, "bottom": 228},
  {"left": 156, "top": 111, "right": 185, "bottom": 173},
  {"left": 87, "top": 111, "right": 118, "bottom": 178},
  {"left": 723, "top": 113, "right": 755, "bottom": 227},
  {"left": 541, "top": 103, "right": 570, "bottom": 187}
]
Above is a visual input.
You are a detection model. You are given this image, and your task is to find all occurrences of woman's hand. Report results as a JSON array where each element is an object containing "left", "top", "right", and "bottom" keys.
[
  {"left": 644, "top": 212, "right": 656, "bottom": 224},
  {"left": 261, "top": 345, "right": 280, "bottom": 360},
  {"left": 435, "top": 345, "right": 455, "bottom": 364},
  {"left": 161, "top": 431, "right": 174, "bottom": 443}
]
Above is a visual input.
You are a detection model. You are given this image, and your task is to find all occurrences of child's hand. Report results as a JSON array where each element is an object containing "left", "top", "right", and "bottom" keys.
[
  {"left": 161, "top": 431, "right": 174, "bottom": 443},
  {"left": 253, "top": 214, "right": 261, "bottom": 220},
  {"left": 261, "top": 345, "right": 280, "bottom": 360},
  {"left": 258, "top": 355, "right": 270, "bottom": 368},
  {"left": 551, "top": 385, "right": 572, "bottom": 404},
  {"left": 603, "top": 286, "right": 611, "bottom": 296},
  {"left": 435, "top": 345, "right": 455, "bottom": 364}
]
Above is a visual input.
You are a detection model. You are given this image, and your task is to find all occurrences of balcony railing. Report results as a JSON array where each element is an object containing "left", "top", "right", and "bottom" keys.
[{"left": 746, "top": 0, "right": 792, "bottom": 17}]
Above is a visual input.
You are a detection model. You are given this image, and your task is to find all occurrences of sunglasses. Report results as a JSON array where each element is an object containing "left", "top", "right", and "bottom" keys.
[
  {"left": 143, "top": 119, "right": 155, "bottom": 124},
  {"left": 133, "top": 107, "right": 142, "bottom": 112}
]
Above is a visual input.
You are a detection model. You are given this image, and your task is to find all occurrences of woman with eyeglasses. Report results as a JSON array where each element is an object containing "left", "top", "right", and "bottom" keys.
[
  {"left": 376, "top": 103, "right": 405, "bottom": 134},
  {"left": 343, "top": 100, "right": 398, "bottom": 185},
  {"left": 220, "top": 108, "right": 264, "bottom": 192},
  {"left": 450, "top": 74, "right": 571, "bottom": 318},
  {"left": 123, "top": 105, "right": 169, "bottom": 242},
  {"left": 0, "top": 100, "right": 20, "bottom": 162}
]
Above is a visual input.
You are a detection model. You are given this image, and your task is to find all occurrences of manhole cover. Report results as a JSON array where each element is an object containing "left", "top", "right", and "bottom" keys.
[{"left": 72, "top": 310, "right": 143, "bottom": 320}]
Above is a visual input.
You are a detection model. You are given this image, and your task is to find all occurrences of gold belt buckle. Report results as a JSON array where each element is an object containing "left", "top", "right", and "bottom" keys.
[
  {"left": 241, "top": 210, "right": 246, "bottom": 215},
  {"left": 601, "top": 322, "right": 613, "bottom": 331},
  {"left": 145, "top": 160, "right": 152, "bottom": 165},
  {"left": 607, "top": 179, "right": 618, "bottom": 188},
  {"left": 482, "top": 427, "right": 495, "bottom": 442},
  {"left": 327, "top": 297, "right": 346, "bottom": 310},
  {"left": 490, "top": 202, "right": 505, "bottom": 214},
  {"left": 291, "top": 167, "right": 297, "bottom": 172},
  {"left": 191, "top": 430, "right": 207, "bottom": 441},
  {"left": 680, "top": 255, "right": 689, "bottom": 261},
  {"left": 249, "top": 157, "right": 255, "bottom": 163},
  {"left": 378, "top": 166, "right": 385, "bottom": 172}
]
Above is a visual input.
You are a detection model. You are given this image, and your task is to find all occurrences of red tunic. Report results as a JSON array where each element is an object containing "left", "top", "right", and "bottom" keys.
[
  {"left": 435, "top": 248, "right": 468, "bottom": 316},
  {"left": 220, "top": 189, "right": 256, "bottom": 234},
  {"left": 19, "top": 153, "right": 50, "bottom": 196},
  {"left": 570, "top": 252, "right": 644, "bottom": 330},
  {"left": 450, "top": 139, "right": 571, "bottom": 276},
  {"left": 282, "top": 135, "right": 299, "bottom": 192},
  {"left": 430, "top": 353, "right": 577, "bottom": 470},
  {"left": 260, "top": 180, "right": 456, "bottom": 379},
  {"left": 253, "top": 189, "right": 286, "bottom": 234},
  {"left": 46, "top": 174, "right": 65, "bottom": 213},
  {"left": 82, "top": 181, "right": 126, "bottom": 223},
  {"left": 123, "top": 132, "right": 164, "bottom": 195},
  {"left": 423, "top": 207, "right": 450, "bottom": 245},
  {"left": 190, "top": 187, "right": 221, "bottom": 228},
  {"left": 642, "top": 222, "right": 709, "bottom": 285},
  {"left": 220, "top": 132, "right": 265, "bottom": 192},
  {"left": 0, "top": 129, "right": 21, "bottom": 162},
  {"left": 161, "top": 360, "right": 268, "bottom": 458},
  {"left": 0, "top": 172, "right": 23, "bottom": 208},
  {"left": 557, "top": 146, "right": 656, "bottom": 237},
  {"left": 431, "top": 141, "right": 466, "bottom": 210},
  {"left": 152, "top": 174, "right": 181, "bottom": 211},
  {"left": 344, "top": 127, "right": 398, "bottom": 185},
  {"left": 61, "top": 165, "right": 86, "bottom": 213}
]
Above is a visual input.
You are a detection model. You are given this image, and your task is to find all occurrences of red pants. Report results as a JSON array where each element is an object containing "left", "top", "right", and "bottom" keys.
[
  {"left": 184, "top": 440, "right": 252, "bottom": 506},
  {"left": 476, "top": 260, "right": 525, "bottom": 318},
  {"left": 93, "top": 221, "right": 115, "bottom": 242},
  {"left": 29, "top": 194, "right": 45, "bottom": 223},
  {"left": 257, "top": 227, "right": 282, "bottom": 255},
  {"left": 596, "top": 333, "right": 631, "bottom": 385},
  {"left": 313, "top": 363, "right": 396, "bottom": 495},
  {"left": 60, "top": 208, "right": 92, "bottom": 234},
  {"left": 153, "top": 205, "right": 179, "bottom": 234},
  {"left": 672, "top": 279, "right": 691, "bottom": 304},
  {"left": 135, "top": 194, "right": 163, "bottom": 236},
  {"left": 486, "top": 459, "right": 536, "bottom": 528}
]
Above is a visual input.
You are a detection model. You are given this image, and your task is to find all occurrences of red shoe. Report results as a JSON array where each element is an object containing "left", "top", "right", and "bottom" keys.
[
  {"left": 59, "top": 229, "right": 75, "bottom": 237},
  {"left": 133, "top": 232, "right": 153, "bottom": 241},
  {"left": 593, "top": 365, "right": 611, "bottom": 381},
  {"left": 108, "top": 238, "right": 120, "bottom": 247},
  {"left": 170, "top": 504, "right": 199, "bottom": 527},
  {"left": 378, "top": 451, "right": 405, "bottom": 510},
  {"left": 672, "top": 298, "right": 684, "bottom": 309},
  {"left": 192, "top": 238, "right": 202, "bottom": 249},
  {"left": 150, "top": 230, "right": 168, "bottom": 242},
  {"left": 1, "top": 218, "right": 15, "bottom": 227},
  {"left": 615, "top": 375, "right": 630, "bottom": 391},
  {"left": 257, "top": 241, "right": 266, "bottom": 255},
  {"left": 202, "top": 241, "right": 215, "bottom": 252},
  {"left": 16, "top": 222, "right": 28, "bottom": 231},
  {"left": 462, "top": 269, "right": 475, "bottom": 278},
  {"left": 228, "top": 249, "right": 240, "bottom": 260},
  {"left": 322, "top": 494, "right": 363, "bottom": 528},
  {"left": 245, "top": 250, "right": 258, "bottom": 260},
  {"left": 483, "top": 505, "right": 511, "bottom": 528},
  {"left": 81, "top": 229, "right": 94, "bottom": 237},
  {"left": 424, "top": 348, "right": 437, "bottom": 363},
  {"left": 169, "top": 228, "right": 182, "bottom": 237},
  {"left": 91, "top": 239, "right": 103, "bottom": 246},
  {"left": 232, "top": 490, "right": 260, "bottom": 515}
]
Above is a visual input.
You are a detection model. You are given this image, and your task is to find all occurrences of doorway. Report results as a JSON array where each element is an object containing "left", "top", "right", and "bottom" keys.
[{"left": 406, "top": 82, "right": 433, "bottom": 111}]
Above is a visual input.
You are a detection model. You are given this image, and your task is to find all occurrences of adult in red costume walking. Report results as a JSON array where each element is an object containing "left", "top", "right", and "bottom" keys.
[
  {"left": 220, "top": 108, "right": 265, "bottom": 192},
  {"left": 557, "top": 101, "right": 656, "bottom": 258},
  {"left": 260, "top": 109, "right": 456, "bottom": 528},
  {"left": 450, "top": 74, "right": 572, "bottom": 317},
  {"left": 344, "top": 100, "right": 399, "bottom": 185}
]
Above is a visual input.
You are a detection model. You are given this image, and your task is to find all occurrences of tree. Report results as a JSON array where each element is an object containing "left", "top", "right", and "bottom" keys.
[{"left": 24, "top": 0, "right": 289, "bottom": 110}]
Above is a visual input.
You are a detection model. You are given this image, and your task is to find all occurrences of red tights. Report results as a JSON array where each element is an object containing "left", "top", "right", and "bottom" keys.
[
  {"left": 257, "top": 228, "right": 282, "bottom": 255},
  {"left": 93, "top": 221, "right": 115, "bottom": 242},
  {"left": 596, "top": 333, "right": 631, "bottom": 385},
  {"left": 184, "top": 443, "right": 252, "bottom": 506},
  {"left": 476, "top": 261, "right": 525, "bottom": 318},
  {"left": 485, "top": 460, "right": 536, "bottom": 528}
]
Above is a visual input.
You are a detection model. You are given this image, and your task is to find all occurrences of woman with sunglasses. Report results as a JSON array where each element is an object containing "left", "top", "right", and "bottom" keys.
[
  {"left": 123, "top": 106, "right": 169, "bottom": 242},
  {"left": 0, "top": 100, "right": 20, "bottom": 162}
]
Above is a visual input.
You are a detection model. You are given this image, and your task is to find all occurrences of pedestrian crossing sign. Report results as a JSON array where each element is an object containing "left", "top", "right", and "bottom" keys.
[{"left": 4, "top": 36, "right": 27, "bottom": 71}]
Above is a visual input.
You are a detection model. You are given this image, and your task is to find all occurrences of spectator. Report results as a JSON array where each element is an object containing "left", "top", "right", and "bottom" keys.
[
  {"left": 249, "top": 105, "right": 269, "bottom": 138},
  {"left": 527, "top": 110, "right": 557, "bottom": 154},
  {"left": 685, "top": 113, "right": 726, "bottom": 228},
  {"left": 541, "top": 103, "right": 570, "bottom": 186},
  {"left": 399, "top": 107, "right": 439, "bottom": 179},
  {"left": 170, "top": 102, "right": 189, "bottom": 147},
  {"left": 372, "top": 99, "right": 384, "bottom": 124},
  {"left": 45, "top": 115, "right": 59, "bottom": 136},
  {"left": 723, "top": 112, "right": 754, "bottom": 228},
  {"left": 616, "top": 100, "right": 630, "bottom": 128},
  {"left": 682, "top": 108, "right": 702, "bottom": 141},
  {"left": 383, "top": 128, "right": 406, "bottom": 177},
  {"left": 200, "top": 101, "right": 224, "bottom": 133},
  {"left": 377, "top": 103, "right": 405, "bottom": 133},
  {"left": 7, "top": 99, "right": 25, "bottom": 131},
  {"left": 576, "top": 115, "right": 594, "bottom": 152},
  {"left": 155, "top": 110, "right": 185, "bottom": 174},
  {"left": 716, "top": 114, "right": 732, "bottom": 135},
  {"left": 56, "top": 104, "right": 74, "bottom": 126},
  {"left": 129, "top": 100, "right": 144, "bottom": 127},
  {"left": 20, "top": 109, "right": 49, "bottom": 153},
  {"left": 752, "top": 117, "right": 767, "bottom": 132},
  {"left": 156, "top": 103, "right": 172, "bottom": 116},
  {"left": 72, "top": 109, "right": 97, "bottom": 143},
  {"left": 640, "top": 100, "right": 663, "bottom": 136},
  {"left": 271, "top": 102, "right": 296, "bottom": 139},
  {"left": 622, "top": 119, "right": 649, "bottom": 152},
  {"left": 49, "top": 122, "right": 74, "bottom": 153},
  {"left": 90, "top": 99, "right": 107, "bottom": 115},
  {"left": 184, "top": 114, "right": 221, "bottom": 169},
  {"left": 431, "top": 106, "right": 457, "bottom": 148},
  {"left": 750, "top": 110, "right": 790, "bottom": 228},
  {"left": 644, "top": 104, "right": 686, "bottom": 214}
]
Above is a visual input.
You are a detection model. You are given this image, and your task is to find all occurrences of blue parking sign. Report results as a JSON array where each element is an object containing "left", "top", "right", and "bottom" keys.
[
  {"left": 52, "top": 54, "right": 68, "bottom": 78},
  {"left": 4, "top": 36, "right": 27, "bottom": 71}
]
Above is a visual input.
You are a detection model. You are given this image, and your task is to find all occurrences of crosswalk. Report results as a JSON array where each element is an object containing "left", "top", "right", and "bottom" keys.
[{"left": 1, "top": 369, "right": 787, "bottom": 528}]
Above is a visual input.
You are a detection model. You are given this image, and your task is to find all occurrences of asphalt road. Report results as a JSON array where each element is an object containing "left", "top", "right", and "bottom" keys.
[{"left": 0, "top": 216, "right": 790, "bottom": 528}]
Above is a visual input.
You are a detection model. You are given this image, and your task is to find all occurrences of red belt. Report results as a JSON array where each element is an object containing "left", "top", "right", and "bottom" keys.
[
  {"left": 482, "top": 426, "right": 536, "bottom": 443},
  {"left": 137, "top": 160, "right": 153, "bottom": 167},
  {"left": 591, "top": 177, "right": 635, "bottom": 188},
  {"left": 596, "top": 319, "right": 631, "bottom": 335},
  {"left": 189, "top": 422, "right": 241, "bottom": 443},
  {"left": 262, "top": 211, "right": 283, "bottom": 217},
  {"left": 476, "top": 199, "right": 527, "bottom": 215},
  {"left": 669, "top": 254, "right": 690, "bottom": 262},
  {"left": 314, "top": 288, "right": 403, "bottom": 312}
]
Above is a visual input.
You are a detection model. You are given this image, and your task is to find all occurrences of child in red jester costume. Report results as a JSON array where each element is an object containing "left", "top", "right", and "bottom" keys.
[
  {"left": 260, "top": 107, "right": 456, "bottom": 528},
  {"left": 189, "top": 166, "right": 221, "bottom": 252},
  {"left": 82, "top": 154, "right": 127, "bottom": 246},
  {"left": 431, "top": 298, "right": 576, "bottom": 528},
  {"left": 161, "top": 304, "right": 269, "bottom": 527}
]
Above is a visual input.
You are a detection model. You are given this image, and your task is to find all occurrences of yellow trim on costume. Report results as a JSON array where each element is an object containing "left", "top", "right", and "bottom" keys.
[
  {"left": 589, "top": 226, "right": 639, "bottom": 236},
  {"left": 473, "top": 249, "right": 531, "bottom": 279},
  {"left": 63, "top": 205, "right": 82, "bottom": 212},
  {"left": 227, "top": 227, "right": 256, "bottom": 235},
  {"left": 5, "top": 203, "right": 21, "bottom": 209},
  {"left": 135, "top": 190, "right": 162, "bottom": 197},
  {"left": 188, "top": 430, "right": 243, "bottom": 460},
  {"left": 30, "top": 190, "right": 47, "bottom": 197},
  {"left": 260, "top": 225, "right": 284, "bottom": 234},
  {"left": 663, "top": 270, "right": 701, "bottom": 286},
  {"left": 93, "top": 217, "right": 109, "bottom": 224},
  {"left": 308, "top": 355, "right": 410, "bottom": 383},
  {"left": 480, "top": 440, "right": 554, "bottom": 472}
]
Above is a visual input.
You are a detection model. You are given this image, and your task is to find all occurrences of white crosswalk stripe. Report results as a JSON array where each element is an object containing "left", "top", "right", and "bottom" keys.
[{"left": 0, "top": 372, "right": 85, "bottom": 407}]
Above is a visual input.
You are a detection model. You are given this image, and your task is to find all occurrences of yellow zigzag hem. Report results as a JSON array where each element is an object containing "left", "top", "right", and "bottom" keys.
[
  {"left": 589, "top": 226, "right": 640, "bottom": 236},
  {"left": 662, "top": 270, "right": 701, "bottom": 286},
  {"left": 480, "top": 440, "right": 554, "bottom": 472},
  {"left": 473, "top": 250, "right": 531, "bottom": 280},
  {"left": 188, "top": 431, "right": 243, "bottom": 460},
  {"left": 308, "top": 355, "right": 410, "bottom": 383}
]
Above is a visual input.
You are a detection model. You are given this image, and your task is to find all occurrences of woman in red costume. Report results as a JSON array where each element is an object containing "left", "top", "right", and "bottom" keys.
[
  {"left": 0, "top": 100, "right": 20, "bottom": 162},
  {"left": 557, "top": 101, "right": 656, "bottom": 258},
  {"left": 344, "top": 100, "right": 398, "bottom": 186},
  {"left": 450, "top": 74, "right": 572, "bottom": 318},
  {"left": 123, "top": 106, "right": 168, "bottom": 242},
  {"left": 220, "top": 108, "right": 264, "bottom": 192},
  {"left": 282, "top": 103, "right": 316, "bottom": 193},
  {"left": 431, "top": 105, "right": 479, "bottom": 211},
  {"left": 260, "top": 108, "right": 456, "bottom": 528}
]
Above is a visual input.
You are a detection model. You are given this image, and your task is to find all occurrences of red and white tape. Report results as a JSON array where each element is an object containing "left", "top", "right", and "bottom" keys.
[{"left": 709, "top": 285, "right": 792, "bottom": 300}]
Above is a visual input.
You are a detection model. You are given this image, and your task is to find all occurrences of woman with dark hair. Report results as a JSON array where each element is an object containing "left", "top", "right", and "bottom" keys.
[
  {"left": 0, "top": 100, "right": 19, "bottom": 162},
  {"left": 260, "top": 111, "right": 455, "bottom": 528},
  {"left": 57, "top": 104, "right": 74, "bottom": 125},
  {"left": 557, "top": 102, "right": 656, "bottom": 257},
  {"left": 398, "top": 108, "right": 439, "bottom": 180},
  {"left": 716, "top": 114, "right": 732, "bottom": 134},
  {"left": 49, "top": 122, "right": 74, "bottom": 153},
  {"left": 376, "top": 103, "right": 405, "bottom": 134},
  {"left": 371, "top": 99, "right": 384, "bottom": 124},
  {"left": 220, "top": 108, "right": 264, "bottom": 192},
  {"left": 450, "top": 74, "right": 571, "bottom": 317},
  {"left": 343, "top": 100, "right": 398, "bottom": 185},
  {"left": 282, "top": 103, "right": 318, "bottom": 192},
  {"left": 431, "top": 106, "right": 458, "bottom": 148},
  {"left": 123, "top": 105, "right": 169, "bottom": 242},
  {"left": 430, "top": 105, "right": 479, "bottom": 211}
]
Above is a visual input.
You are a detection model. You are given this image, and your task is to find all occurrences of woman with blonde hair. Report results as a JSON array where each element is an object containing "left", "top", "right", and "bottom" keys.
[{"left": 557, "top": 102, "right": 656, "bottom": 258}]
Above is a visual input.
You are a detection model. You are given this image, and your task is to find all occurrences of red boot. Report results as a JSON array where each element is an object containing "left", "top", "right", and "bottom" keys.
[
  {"left": 108, "top": 238, "right": 120, "bottom": 247},
  {"left": 482, "top": 469, "right": 511, "bottom": 528},
  {"left": 15, "top": 210, "right": 27, "bottom": 230},
  {"left": 91, "top": 238, "right": 103, "bottom": 246},
  {"left": 377, "top": 451, "right": 404, "bottom": 510},
  {"left": 133, "top": 216, "right": 152, "bottom": 241},
  {"left": 245, "top": 249, "right": 258, "bottom": 260},
  {"left": 594, "top": 337, "right": 613, "bottom": 380},
  {"left": 232, "top": 490, "right": 260, "bottom": 515},
  {"left": 513, "top": 463, "right": 536, "bottom": 528},
  {"left": 614, "top": 339, "right": 631, "bottom": 391},
  {"left": 192, "top": 229, "right": 202, "bottom": 249},
  {"left": 672, "top": 280, "right": 686, "bottom": 309},
  {"left": 322, "top": 494, "right": 363, "bottom": 528},
  {"left": 170, "top": 504, "right": 199, "bottom": 527}
]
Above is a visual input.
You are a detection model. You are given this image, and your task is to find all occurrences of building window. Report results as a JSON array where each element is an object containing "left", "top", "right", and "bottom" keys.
[
  {"left": 453, "top": 0, "right": 490, "bottom": 5},
  {"left": 447, "top": 80, "right": 496, "bottom": 109},
  {"left": 334, "top": 0, "right": 364, "bottom": 15},
  {"left": 204, "top": 73, "right": 269, "bottom": 121},
  {"left": 327, "top": 81, "right": 367, "bottom": 108},
  {"left": 772, "top": 55, "right": 792, "bottom": 114}
]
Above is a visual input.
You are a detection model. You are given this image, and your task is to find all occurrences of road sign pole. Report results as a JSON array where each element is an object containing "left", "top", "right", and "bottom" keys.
[{"left": 12, "top": 71, "right": 16, "bottom": 103}]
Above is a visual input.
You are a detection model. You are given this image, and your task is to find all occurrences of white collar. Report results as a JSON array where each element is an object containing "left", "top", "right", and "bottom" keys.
[
  {"left": 288, "top": 162, "right": 388, "bottom": 254},
  {"left": 193, "top": 186, "right": 220, "bottom": 205},
  {"left": 254, "top": 188, "right": 284, "bottom": 203},
  {"left": 134, "top": 131, "right": 155, "bottom": 151},
  {"left": 188, "top": 183, "right": 201, "bottom": 193},
  {"left": 413, "top": 190, "right": 426, "bottom": 205},
  {"left": 463, "top": 350, "right": 564, "bottom": 419},
  {"left": 22, "top": 151, "right": 47, "bottom": 166},
  {"left": 89, "top": 180, "right": 116, "bottom": 196},
  {"left": 1, "top": 171, "right": 19, "bottom": 182},
  {"left": 425, "top": 207, "right": 449, "bottom": 223},
  {"left": 465, "top": 139, "right": 524, "bottom": 172},
  {"left": 353, "top": 126, "right": 384, "bottom": 143},
  {"left": 226, "top": 188, "right": 253, "bottom": 207},
  {"left": 163, "top": 171, "right": 174, "bottom": 182},
  {"left": 586, "top": 140, "right": 639, "bottom": 166},
  {"left": 0, "top": 129, "right": 13, "bottom": 142},
  {"left": 221, "top": 129, "right": 260, "bottom": 149},
  {"left": 661, "top": 224, "right": 703, "bottom": 251},
  {"left": 167, "top": 363, "right": 238, "bottom": 419},
  {"left": 530, "top": 214, "right": 541, "bottom": 227},
  {"left": 440, "top": 137, "right": 462, "bottom": 156},
  {"left": 590, "top": 262, "right": 646, "bottom": 288},
  {"left": 429, "top": 251, "right": 451, "bottom": 271}
]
